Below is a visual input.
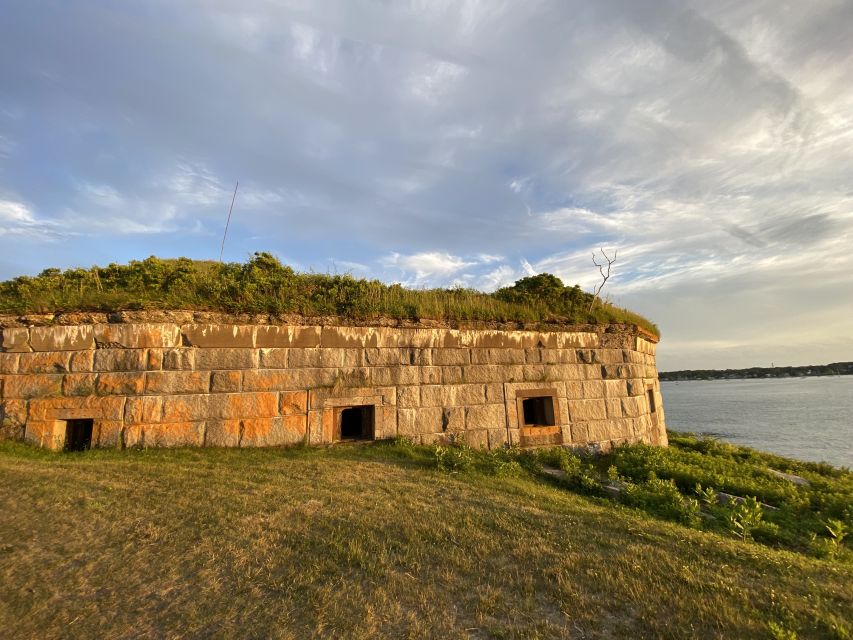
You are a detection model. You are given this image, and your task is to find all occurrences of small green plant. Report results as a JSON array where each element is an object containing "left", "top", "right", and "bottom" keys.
[
  {"left": 433, "top": 443, "right": 474, "bottom": 473},
  {"left": 767, "top": 620, "right": 798, "bottom": 640},
  {"left": 726, "top": 496, "right": 764, "bottom": 541},
  {"left": 695, "top": 483, "right": 718, "bottom": 507},
  {"left": 478, "top": 448, "right": 525, "bottom": 477},
  {"left": 811, "top": 518, "right": 848, "bottom": 559},
  {"left": 622, "top": 475, "right": 700, "bottom": 526}
]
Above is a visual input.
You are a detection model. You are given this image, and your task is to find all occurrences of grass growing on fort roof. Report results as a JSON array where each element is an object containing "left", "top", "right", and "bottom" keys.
[
  {"left": 0, "top": 437, "right": 850, "bottom": 639},
  {"left": 0, "top": 253, "right": 659, "bottom": 335}
]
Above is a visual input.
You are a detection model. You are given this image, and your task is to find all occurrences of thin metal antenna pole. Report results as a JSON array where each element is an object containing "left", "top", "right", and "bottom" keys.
[{"left": 219, "top": 180, "right": 239, "bottom": 262}]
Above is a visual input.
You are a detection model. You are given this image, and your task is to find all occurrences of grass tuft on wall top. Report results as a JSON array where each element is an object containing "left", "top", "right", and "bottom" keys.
[{"left": 0, "top": 253, "right": 659, "bottom": 336}]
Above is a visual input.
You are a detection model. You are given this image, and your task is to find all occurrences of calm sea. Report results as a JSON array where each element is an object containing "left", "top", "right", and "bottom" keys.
[{"left": 660, "top": 377, "right": 853, "bottom": 468}]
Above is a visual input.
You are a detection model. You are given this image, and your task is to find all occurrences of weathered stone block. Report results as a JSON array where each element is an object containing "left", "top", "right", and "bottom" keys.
[
  {"left": 541, "top": 349, "right": 578, "bottom": 364},
  {"left": 145, "top": 371, "right": 210, "bottom": 395},
  {"left": 94, "top": 323, "right": 181, "bottom": 348},
  {"left": 195, "top": 348, "right": 258, "bottom": 370},
  {"left": 63, "top": 373, "right": 97, "bottom": 396},
  {"left": 146, "top": 349, "right": 163, "bottom": 371},
  {"left": 522, "top": 365, "right": 547, "bottom": 382},
  {"left": 601, "top": 364, "right": 630, "bottom": 379},
  {"left": 602, "top": 380, "right": 628, "bottom": 397},
  {"left": 456, "top": 384, "right": 489, "bottom": 407},
  {"left": 289, "top": 348, "right": 362, "bottom": 369},
  {"left": 465, "top": 404, "right": 505, "bottom": 430},
  {"left": 182, "top": 324, "right": 255, "bottom": 348},
  {"left": 546, "top": 364, "right": 584, "bottom": 380},
  {"left": 582, "top": 381, "right": 604, "bottom": 398},
  {"left": 569, "top": 399, "right": 607, "bottom": 422},
  {"left": 524, "top": 349, "right": 542, "bottom": 364},
  {"left": 487, "top": 428, "right": 508, "bottom": 449},
  {"left": 586, "top": 420, "right": 615, "bottom": 442},
  {"left": 320, "top": 326, "right": 378, "bottom": 349},
  {"left": 125, "top": 422, "right": 205, "bottom": 448},
  {"left": 1, "top": 327, "right": 31, "bottom": 352},
  {"left": 280, "top": 390, "right": 308, "bottom": 415},
  {"left": 558, "top": 332, "right": 599, "bottom": 349},
  {"left": 25, "top": 420, "right": 63, "bottom": 449},
  {"left": 568, "top": 422, "right": 588, "bottom": 444},
  {"left": 0, "top": 398, "right": 28, "bottom": 427},
  {"left": 465, "top": 429, "right": 489, "bottom": 449},
  {"left": 281, "top": 414, "right": 308, "bottom": 444},
  {"left": 255, "top": 325, "right": 320, "bottom": 348},
  {"left": 413, "top": 406, "right": 444, "bottom": 435},
  {"left": 430, "top": 348, "right": 470, "bottom": 366},
  {"left": 69, "top": 350, "right": 94, "bottom": 373},
  {"left": 93, "top": 349, "right": 147, "bottom": 372},
  {"left": 442, "top": 406, "right": 465, "bottom": 432},
  {"left": 259, "top": 348, "right": 288, "bottom": 368},
  {"left": 483, "top": 383, "right": 503, "bottom": 404},
  {"left": 124, "top": 396, "right": 164, "bottom": 424},
  {"left": 439, "top": 367, "right": 465, "bottom": 384},
  {"left": 163, "top": 348, "right": 195, "bottom": 370},
  {"left": 396, "top": 386, "right": 420, "bottom": 409},
  {"left": 208, "top": 392, "right": 279, "bottom": 419},
  {"left": 621, "top": 396, "right": 644, "bottom": 418},
  {"left": 564, "top": 380, "right": 584, "bottom": 398},
  {"left": 29, "top": 395, "right": 126, "bottom": 420},
  {"left": 205, "top": 417, "right": 286, "bottom": 447},
  {"left": 388, "top": 365, "right": 419, "bottom": 386},
  {"left": 96, "top": 372, "right": 145, "bottom": 396},
  {"left": 598, "top": 349, "right": 625, "bottom": 364},
  {"left": 243, "top": 370, "right": 295, "bottom": 392},
  {"left": 364, "top": 348, "right": 403, "bottom": 366},
  {"left": 282, "top": 367, "right": 337, "bottom": 389},
  {"left": 605, "top": 398, "right": 624, "bottom": 418},
  {"left": 0, "top": 353, "right": 19, "bottom": 374},
  {"left": 419, "top": 366, "right": 442, "bottom": 385},
  {"left": 30, "top": 325, "right": 95, "bottom": 352},
  {"left": 162, "top": 394, "right": 210, "bottom": 422},
  {"left": 418, "top": 385, "right": 442, "bottom": 407},
  {"left": 472, "top": 348, "right": 527, "bottom": 365},
  {"left": 3, "top": 374, "right": 63, "bottom": 399},
  {"left": 211, "top": 370, "right": 241, "bottom": 393},
  {"left": 92, "top": 420, "right": 123, "bottom": 448},
  {"left": 464, "top": 365, "right": 506, "bottom": 384}
]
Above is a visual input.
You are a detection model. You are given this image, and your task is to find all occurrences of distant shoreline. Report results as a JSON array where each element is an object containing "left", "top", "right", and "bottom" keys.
[{"left": 660, "top": 362, "right": 853, "bottom": 381}]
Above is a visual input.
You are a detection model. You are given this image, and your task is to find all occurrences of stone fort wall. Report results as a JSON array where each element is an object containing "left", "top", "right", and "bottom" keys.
[{"left": 0, "top": 318, "right": 665, "bottom": 451}]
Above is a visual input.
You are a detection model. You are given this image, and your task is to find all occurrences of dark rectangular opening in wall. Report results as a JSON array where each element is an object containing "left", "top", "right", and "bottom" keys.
[
  {"left": 338, "top": 406, "right": 375, "bottom": 441},
  {"left": 647, "top": 389, "right": 657, "bottom": 413},
  {"left": 64, "top": 419, "right": 93, "bottom": 452},
  {"left": 522, "top": 397, "right": 555, "bottom": 427}
]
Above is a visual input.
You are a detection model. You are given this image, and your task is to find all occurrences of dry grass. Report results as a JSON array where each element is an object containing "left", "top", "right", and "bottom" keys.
[{"left": 0, "top": 442, "right": 849, "bottom": 639}]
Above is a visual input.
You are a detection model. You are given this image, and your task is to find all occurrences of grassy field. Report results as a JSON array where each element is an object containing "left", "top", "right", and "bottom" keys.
[
  {"left": 1, "top": 439, "right": 850, "bottom": 639},
  {"left": 0, "top": 254, "right": 658, "bottom": 336}
]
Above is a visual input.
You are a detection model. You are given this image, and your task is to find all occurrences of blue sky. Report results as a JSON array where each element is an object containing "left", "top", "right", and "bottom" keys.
[{"left": 2, "top": 0, "right": 852, "bottom": 370}]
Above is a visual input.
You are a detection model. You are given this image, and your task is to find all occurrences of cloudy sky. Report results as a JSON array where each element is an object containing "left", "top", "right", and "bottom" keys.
[{"left": 2, "top": 1, "right": 852, "bottom": 370}]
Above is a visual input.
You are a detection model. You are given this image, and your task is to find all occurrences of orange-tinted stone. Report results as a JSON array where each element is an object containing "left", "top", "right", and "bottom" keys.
[
  {"left": 208, "top": 392, "right": 278, "bottom": 419},
  {"left": 96, "top": 372, "right": 145, "bottom": 395}
]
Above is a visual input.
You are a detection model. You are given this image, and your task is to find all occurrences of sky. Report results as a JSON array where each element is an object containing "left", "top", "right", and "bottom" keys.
[{"left": 1, "top": 1, "right": 852, "bottom": 371}]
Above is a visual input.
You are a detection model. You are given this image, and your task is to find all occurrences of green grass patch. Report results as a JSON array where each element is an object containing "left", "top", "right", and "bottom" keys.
[
  {"left": 1, "top": 436, "right": 850, "bottom": 638},
  {"left": 0, "top": 253, "right": 659, "bottom": 335}
]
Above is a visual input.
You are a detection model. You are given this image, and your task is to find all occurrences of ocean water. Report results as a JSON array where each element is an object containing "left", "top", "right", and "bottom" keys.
[{"left": 660, "top": 377, "right": 853, "bottom": 468}]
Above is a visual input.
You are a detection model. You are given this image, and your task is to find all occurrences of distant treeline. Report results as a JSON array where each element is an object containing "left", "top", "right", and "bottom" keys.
[{"left": 661, "top": 362, "right": 853, "bottom": 381}]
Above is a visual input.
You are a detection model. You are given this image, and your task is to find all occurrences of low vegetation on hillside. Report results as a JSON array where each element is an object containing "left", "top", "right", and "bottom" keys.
[
  {"left": 0, "top": 434, "right": 849, "bottom": 639},
  {"left": 0, "top": 253, "right": 658, "bottom": 335}
]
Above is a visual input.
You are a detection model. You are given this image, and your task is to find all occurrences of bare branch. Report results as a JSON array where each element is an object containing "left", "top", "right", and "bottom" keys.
[{"left": 588, "top": 247, "right": 617, "bottom": 312}]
